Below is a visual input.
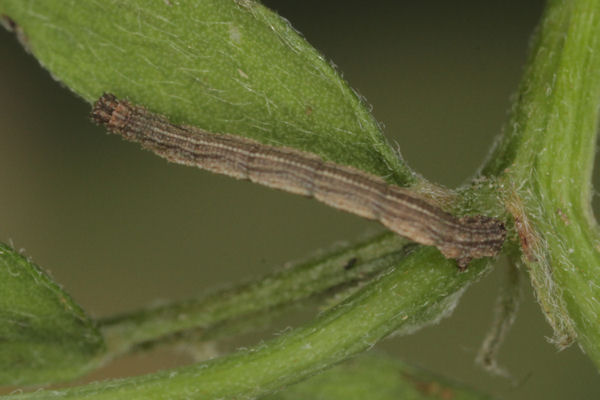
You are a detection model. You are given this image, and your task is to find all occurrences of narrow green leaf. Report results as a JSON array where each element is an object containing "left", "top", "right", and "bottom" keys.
[
  {"left": 99, "top": 233, "right": 408, "bottom": 359},
  {"left": 0, "top": 0, "right": 414, "bottom": 186},
  {"left": 0, "top": 244, "right": 104, "bottom": 385}
]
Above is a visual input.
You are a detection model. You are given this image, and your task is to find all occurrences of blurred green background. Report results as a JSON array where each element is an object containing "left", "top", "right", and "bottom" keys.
[{"left": 1, "top": 0, "right": 599, "bottom": 398}]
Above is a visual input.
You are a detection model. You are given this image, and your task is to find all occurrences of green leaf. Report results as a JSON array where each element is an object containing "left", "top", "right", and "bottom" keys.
[
  {"left": 99, "top": 233, "right": 409, "bottom": 359},
  {"left": 0, "top": 244, "right": 104, "bottom": 385},
  {"left": 482, "top": 0, "right": 600, "bottom": 366},
  {"left": 0, "top": 0, "right": 415, "bottom": 186}
]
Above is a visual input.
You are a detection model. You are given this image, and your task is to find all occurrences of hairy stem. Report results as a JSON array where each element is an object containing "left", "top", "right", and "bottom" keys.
[{"left": 483, "top": 0, "right": 600, "bottom": 366}]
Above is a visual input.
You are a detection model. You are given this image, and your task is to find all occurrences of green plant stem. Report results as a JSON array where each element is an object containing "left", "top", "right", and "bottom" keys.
[
  {"left": 99, "top": 233, "right": 408, "bottom": 359},
  {"left": 483, "top": 0, "right": 600, "bottom": 365},
  {"left": 262, "top": 353, "right": 494, "bottom": 400},
  {"left": 3, "top": 249, "right": 492, "bottom": 400}
]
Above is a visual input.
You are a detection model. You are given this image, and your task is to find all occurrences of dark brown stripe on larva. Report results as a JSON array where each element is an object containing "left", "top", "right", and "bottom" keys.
[{"left": 91, "top": 93, "right": 506, "bottom": 269}]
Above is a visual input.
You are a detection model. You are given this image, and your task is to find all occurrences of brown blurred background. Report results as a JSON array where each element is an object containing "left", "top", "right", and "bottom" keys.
[{"left": 1, "top": 0, "right": 599, "bottom": 398}]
